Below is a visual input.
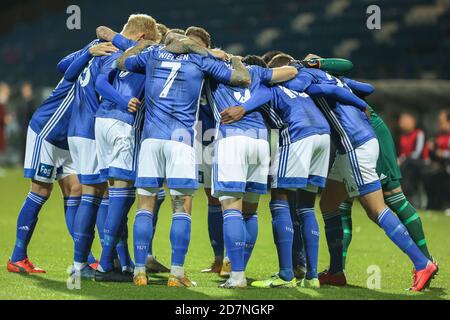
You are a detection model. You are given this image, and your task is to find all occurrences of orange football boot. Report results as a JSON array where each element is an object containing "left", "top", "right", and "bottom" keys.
[{"left": 7, "top": 258, "right": 46, "bottom": 274}]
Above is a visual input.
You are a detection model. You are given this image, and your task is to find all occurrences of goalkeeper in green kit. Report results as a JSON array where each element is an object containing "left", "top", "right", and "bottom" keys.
[{"left": 302, "top": 61, "right": 436, "bottom": 286}]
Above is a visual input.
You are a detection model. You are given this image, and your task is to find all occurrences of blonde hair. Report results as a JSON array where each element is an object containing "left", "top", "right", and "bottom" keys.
[{"left": 122, "top": 14, "right": 159, "bottom": 41}]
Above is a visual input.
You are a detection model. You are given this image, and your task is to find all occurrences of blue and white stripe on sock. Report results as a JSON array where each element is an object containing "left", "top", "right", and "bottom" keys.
[
  {"left": 11, "top": 192, "right": 48, "bottom": 262},
  {"left": 64, "top": 196, "right": 81, "bottom": 238},
  {"left": 73, "top": 194, "right": 102, "bottom": 263}
]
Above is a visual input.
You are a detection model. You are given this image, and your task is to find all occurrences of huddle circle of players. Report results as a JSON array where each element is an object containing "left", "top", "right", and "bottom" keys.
[{"left": 7, "top": 14, "right": 438, "bottom": 291}]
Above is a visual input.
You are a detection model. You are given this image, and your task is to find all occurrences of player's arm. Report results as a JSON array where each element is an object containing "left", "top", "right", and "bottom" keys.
[
  {"left": 269, "top": 66, "right": 298, "bottom": 84},
  {"left": 96, "top": 26, "right": 138, "bottom": 51},
  {"left": 95, "top": 72, "right": 140, "bottom": 113},
  {"left": 96, "top": 26, "right": 117, "bottom": 42},
  {"left": 116, "top": 40, "right": 155, "bottom": 71},
  {"left": 64, "top": 42, "right": 118, "bottom": 81},
  {"left": 229, "top": 56, "right": 251, "bottom": 87},
  {"left": 307, "top": 84, "right": 368, "bottom": 111},
  {"left": 302, "top": 57, "right": 354, "bottom": 76},
  {"left": 57, "top": 50, "right": 82, "bottom": 74},
  {"left": 200, "top": 54, "right": 250, "bottom": 87},
  {"left": 220, "top": 85, "right": 272, "bottom": 124},
  {"left": 341, "top": 77, "right": 375, "bottom": 97},
  {"left": 165, "top": 37, "right": 209, "bottom": 56}
]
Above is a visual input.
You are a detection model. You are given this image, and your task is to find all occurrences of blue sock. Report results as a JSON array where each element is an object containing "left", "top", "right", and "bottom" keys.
[
  {"left": 96, "top": 198, "right": 109, "bottom": 248},
  {"left": 377, "top": 208, "right": 429, "bottom": 271},
  {"left": 73, "top": 194, "right": 102, "bottom": 263},
  {"left": 116, "top": 222, "right": 134, "bottom": 270},
  {"left": 208, "top": 204, "right": 224, "bottom": 258},
  {"left": 243, "top": 213, "right": 258, "bottom": 268},
  {"left": 11, "top": 192, "right": 48, "bottom": 262},
  {"left": 118, "top": 193, "right": 136, "bottom": 267},
  {"left": 223, "top": 209, "right": 246, "bottom": 272},
  {"left": 298, "top": 208, "right": 320, "bottom": 279},
  {"left": 290, "top": 198, "right": 305, "bottom": 269},
  {"left": 170, "top": 213, "right": 192, "bottom": 266},
  {"left": 116, "top": 193, "right": 136, "bottom": 270},
  {"left": 148, "top": 189, "right": 165, "bottom": 256},
  {"left": 99, "top": 188, "right": 135, "bottom": 272},
  {"left": 323, "top": 210, "right": 344, "bottom": 274},
  {"left": 63, "top": 196, "right": 80, "bottom": 238},
  {"left": 133, "top": 209, "right": 153, "bottom": 267},
  {"left": 270, "top": 200, "right": 294, "bottom": 281},
  {"left": 65, "top": 196, "right": 96, "bottom": 265}
]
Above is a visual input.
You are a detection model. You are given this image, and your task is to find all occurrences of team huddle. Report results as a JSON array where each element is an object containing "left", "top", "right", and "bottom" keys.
[{"left": 7, "top": 14, "right": 439, "bottom": 292}]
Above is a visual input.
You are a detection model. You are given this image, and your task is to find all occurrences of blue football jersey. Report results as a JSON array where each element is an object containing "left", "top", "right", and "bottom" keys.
[
  {"left": 283, "top": 68, "right": 375, "bottom": 153},
  {"left": 68, "top": 51, "right": 121, "bottom": 139},
  {"left": 95, "top": 70, "right": 146, "bottom": 127},
  {"left": 124, "top": 47, "right": 232, "bottom": 146},
  {"left": 205, "top": 65, "right": 272, "bottom": 140},
  {"left": 261, "top": 85, "right": 330, "bottom": 146},
  {"left": 95, "top": 37, "right": 145, "bottom": 127},
  {"left": 28, "top": 40, "right": 97, "bottom": 149}
]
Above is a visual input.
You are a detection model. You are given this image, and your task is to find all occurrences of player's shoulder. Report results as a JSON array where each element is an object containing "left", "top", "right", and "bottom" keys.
[
  {"left": 97, "top": 50, "right": 122, "bottom": 66},
  {"left": 300, "top": 67, "right": 322, "bottom": 76}
]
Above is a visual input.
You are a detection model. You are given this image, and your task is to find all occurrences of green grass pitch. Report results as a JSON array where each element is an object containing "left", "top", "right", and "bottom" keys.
[{"left": 0, "top": 168, "right": 448, "bottom": 300}]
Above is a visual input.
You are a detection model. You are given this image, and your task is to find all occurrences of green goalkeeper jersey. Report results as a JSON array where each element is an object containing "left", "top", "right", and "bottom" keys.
[{"left": 367, "top": 105, "right": 385, "bottom": 129}]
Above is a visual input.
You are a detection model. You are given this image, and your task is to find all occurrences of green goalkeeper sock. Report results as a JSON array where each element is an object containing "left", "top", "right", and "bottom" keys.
[
  {"left": 303, "top": 58, "right": 354, "bottom": 76},
  {"left": 339, "top": 200, "right": 353, "bottom": 270},
  {"left": 385, "top": 192, "right": 432, "bottom": 260}
]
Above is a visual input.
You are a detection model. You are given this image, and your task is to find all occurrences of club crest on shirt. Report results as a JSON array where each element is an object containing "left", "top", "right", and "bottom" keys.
[{"left": 233, "top": 89, "right": 251, "bottom": 103}]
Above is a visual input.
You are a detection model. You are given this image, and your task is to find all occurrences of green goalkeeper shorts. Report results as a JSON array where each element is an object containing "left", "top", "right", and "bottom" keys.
[{"left": 373, "top": 121, "right": 402, "bottom": 188}]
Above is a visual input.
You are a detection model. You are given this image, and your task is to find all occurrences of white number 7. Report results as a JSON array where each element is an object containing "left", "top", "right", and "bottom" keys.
[{"left": 159, "top": 61, "right": 181, "bottom": 98}]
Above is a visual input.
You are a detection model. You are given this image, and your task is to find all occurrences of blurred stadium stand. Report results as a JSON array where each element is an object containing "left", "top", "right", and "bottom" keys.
[
  {"left": 1, "top": 0, "right": 449, "bottom": 209},
  {"left": 1, "top": 0, "right": 450, "bottom": 85}
]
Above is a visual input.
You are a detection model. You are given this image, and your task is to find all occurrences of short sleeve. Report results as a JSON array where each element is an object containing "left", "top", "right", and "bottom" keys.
[{"left": 198, "top": 55, "right": 232, "bottom": 84}]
